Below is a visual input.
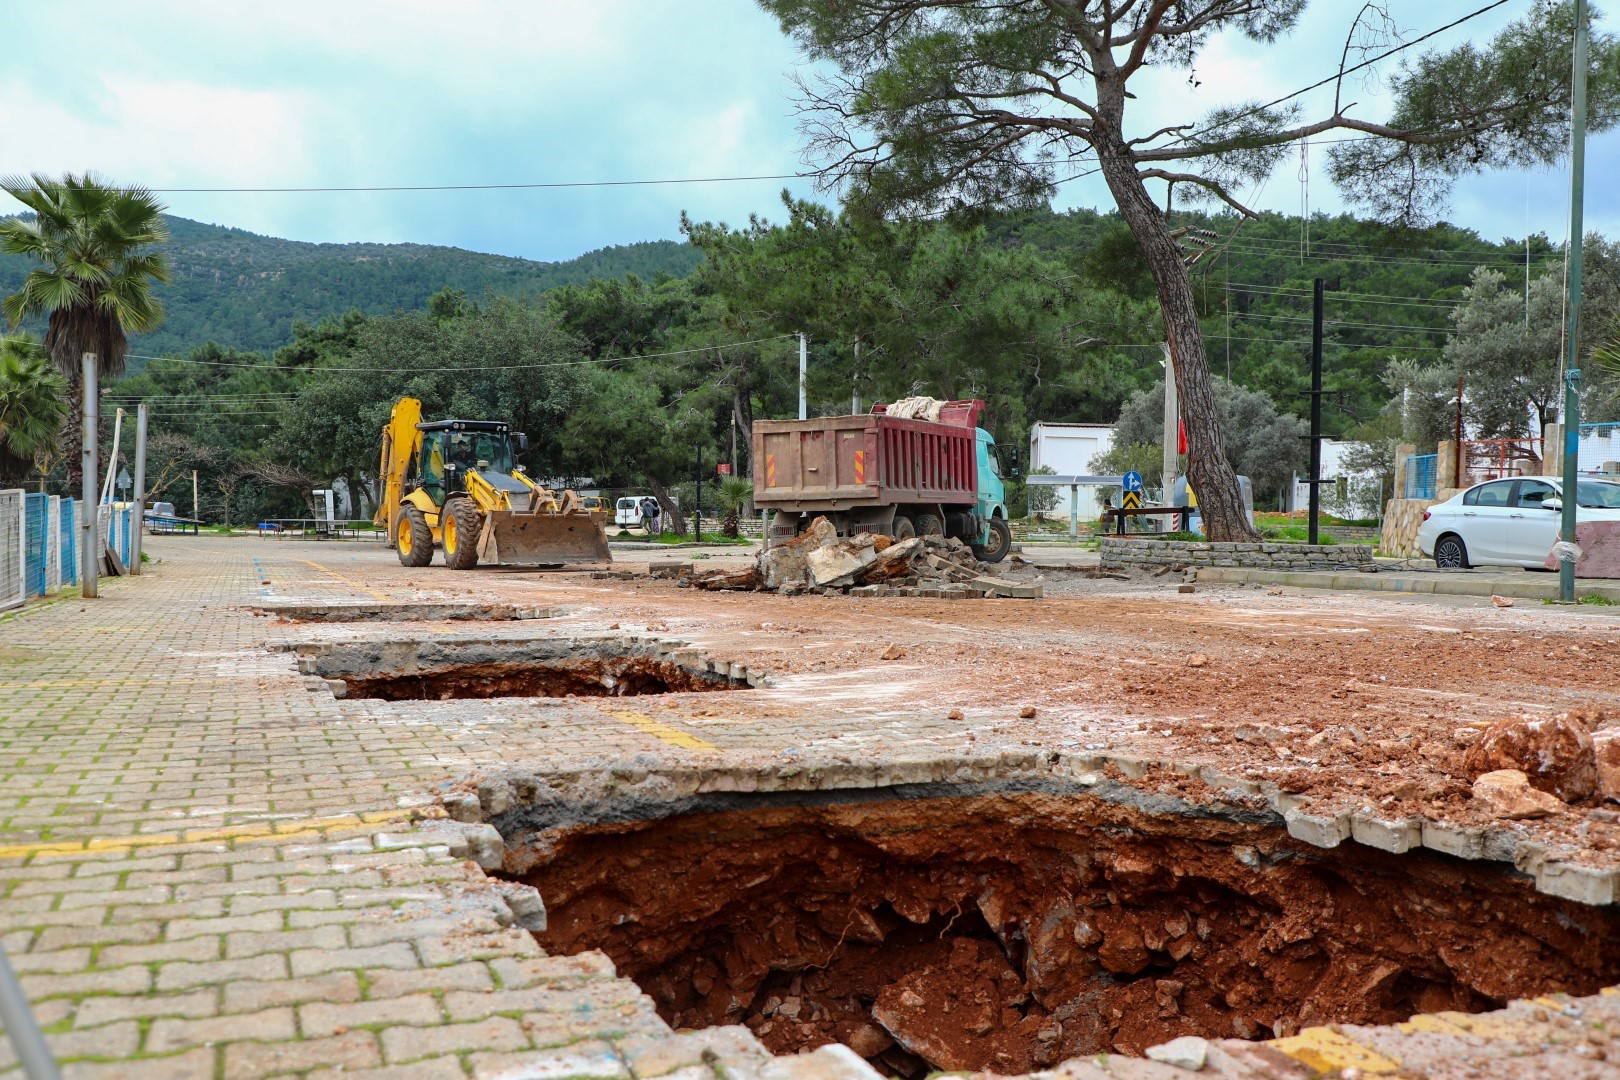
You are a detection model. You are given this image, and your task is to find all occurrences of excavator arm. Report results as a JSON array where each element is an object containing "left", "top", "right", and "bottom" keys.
[{"left": 375, "top": 398, "right": 424, "bottom": 544}]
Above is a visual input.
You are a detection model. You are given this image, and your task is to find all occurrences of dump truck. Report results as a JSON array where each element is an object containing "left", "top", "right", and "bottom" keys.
[
  {"left": 752, "top": 398, "right": 1012, "bottom": 562},
  {"left": 374, "top": 397, "right": 611, "bottom": 570}
]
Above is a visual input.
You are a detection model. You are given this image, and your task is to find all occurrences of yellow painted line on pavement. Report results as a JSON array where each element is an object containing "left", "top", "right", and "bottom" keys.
[
  {"left": 610, "top": 709, "right": 717, "bottom": 752},
  {"left": 1268, "top": 1029, "right": 1400, "bottom": 1074},
  {"left": 0, "top": 808, "right": 420, "bottom": 860},
  {"left": 299, "top": 559, "right": 392, "bottom": 603}
]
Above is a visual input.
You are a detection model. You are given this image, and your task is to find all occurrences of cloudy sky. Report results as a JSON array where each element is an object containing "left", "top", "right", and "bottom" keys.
[{"left": 3, "top": 1, "right": 1614, "bottom": 262}]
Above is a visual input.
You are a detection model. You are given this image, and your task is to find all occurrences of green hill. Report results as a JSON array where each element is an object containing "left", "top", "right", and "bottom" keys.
[{"left": 0, "top": 214, "right": 704, "bottom": 361}]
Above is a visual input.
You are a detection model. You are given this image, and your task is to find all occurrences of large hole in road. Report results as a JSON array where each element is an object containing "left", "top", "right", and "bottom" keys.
[
  {"left": 298, "top": 636, "right": 754, "bottom": 700},
  {"left": 511, "top": 793, "right": 1620, "bottom": 1077}
]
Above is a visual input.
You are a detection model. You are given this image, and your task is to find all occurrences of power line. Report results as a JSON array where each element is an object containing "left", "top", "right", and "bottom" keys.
[
  {"left": 3, "top": 333, "right": 798, "bottom": 373},
  {"left": 144, "top": 174, "right": 805, "bottom": 194},
  {"left": 1172, "top": 0, "right": 1516, "bottom": 148}
]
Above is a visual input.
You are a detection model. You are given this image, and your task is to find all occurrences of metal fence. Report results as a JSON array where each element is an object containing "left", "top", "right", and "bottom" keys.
[
  {"left": 1404, "top": 454, "right": 1437, "bottom": 500},
  {"left": 1579, "top": 422, "right": 1620, "bottom": 475},
  {"left": 0, "top": 490, "right": 24, "bottom": 612},
  {"left": 1460, "top": 438, "right": 1544, "bottom": 486},
  {"left": 0, "top": 495, "right": 133, "bottom": 611}
]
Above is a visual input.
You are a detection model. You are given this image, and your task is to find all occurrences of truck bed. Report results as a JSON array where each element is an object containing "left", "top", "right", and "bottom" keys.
[{"left": 752, "top": 413, "right": 976, "bottom": 508}]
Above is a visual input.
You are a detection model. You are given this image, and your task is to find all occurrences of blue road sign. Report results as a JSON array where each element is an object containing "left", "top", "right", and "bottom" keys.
[{"left": 1122, "top": 470, "right": 1144, "bottom": 494}]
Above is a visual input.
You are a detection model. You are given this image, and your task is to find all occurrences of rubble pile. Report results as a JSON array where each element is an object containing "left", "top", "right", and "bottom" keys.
[{"left": 681, "top": 516, "right": 1041, "bottom": 599}]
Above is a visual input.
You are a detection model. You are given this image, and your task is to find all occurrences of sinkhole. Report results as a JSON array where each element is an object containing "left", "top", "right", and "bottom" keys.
[
  {"left": 296, "top": 636, "right": 757, "bottom": 701},
  {"left": 504, "top": 792, "right": 1620, "bottom": 1077}
]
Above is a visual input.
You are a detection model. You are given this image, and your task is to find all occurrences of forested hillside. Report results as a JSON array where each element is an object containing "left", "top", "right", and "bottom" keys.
[{"left": 0, "top": 214, "right": 704, "bottom": 360}]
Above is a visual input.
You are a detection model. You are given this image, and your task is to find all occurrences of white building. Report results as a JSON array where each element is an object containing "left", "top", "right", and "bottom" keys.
[
  {"left": 1287, "top": 439, "right": 1383, "bottom": 519},
  {"left": 1028, "top": 422, "right": 1116, "bottom": 520}
]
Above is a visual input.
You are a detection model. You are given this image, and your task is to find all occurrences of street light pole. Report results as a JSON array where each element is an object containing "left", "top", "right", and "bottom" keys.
[
  {"left": 798, "top": 332, "right": 808, "bottom": 421},
  {"left": 1560, "top": 0, "right": 1590, "bottom": 603},
  {"left": 80, "top": 353, "right": 98, "bottom": 599}
]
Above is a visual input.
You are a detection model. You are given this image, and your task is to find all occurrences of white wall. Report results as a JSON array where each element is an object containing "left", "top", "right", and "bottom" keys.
[{"left": 1028, "top": 423, "right": 1116, "bottom": 520}]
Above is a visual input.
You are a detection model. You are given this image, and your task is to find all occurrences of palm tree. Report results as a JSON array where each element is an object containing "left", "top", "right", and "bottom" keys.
[
  {"left": 717, "top": 476, "right": 754, "bottom": 538},
  {"left": 0, "top": 335, "right": 67, "bottom": 488},
  {"left": 0, "top": 173, "right": 170, "bottom": 486}
]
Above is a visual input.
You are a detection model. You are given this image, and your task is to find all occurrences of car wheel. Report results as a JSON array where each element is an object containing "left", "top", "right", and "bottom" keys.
[{"left": 1434, "top": 534, "right": 1470, "bottom": 570}]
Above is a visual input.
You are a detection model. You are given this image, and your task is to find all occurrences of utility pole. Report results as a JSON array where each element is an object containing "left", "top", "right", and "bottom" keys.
[
  {"left": 694, "top": 443, "right": 702, "bottom": 542},
  {"left": 852, "top": 339, "right": 861, "bottom": 415},
  {"left": 1308, "top": 278, "right": 1325, "bottom": 545},
  {"left": 1561, "top": 0, "right": 1591, "bottom": 604},
  {"left": 1160, "top": 344, "right": 1178, "bottom": 504},
  {"left": 80, "top": 354, "right": 98, "bottom": 599},
  {"left": 798, "top": 332, "right": 808, "bottom": 421},
  {"left": 129, "top": 404, "right": 148, "bottom": 575},
  {"left": 192, "top": 470, "right": 199, "bottom": 521}
]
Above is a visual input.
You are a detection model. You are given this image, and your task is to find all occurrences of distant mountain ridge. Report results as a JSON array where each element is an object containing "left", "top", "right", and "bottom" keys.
[{"left": 0, "top": 214, "right": 705, "bottom": 360}]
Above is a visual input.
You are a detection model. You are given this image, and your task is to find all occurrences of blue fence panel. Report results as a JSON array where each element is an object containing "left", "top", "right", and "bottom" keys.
[
  {"left": 1405, "top": 454, "right": 1437, "bottom": 500},
  {"left": 24, "top": 493, "right": 47, "bottom": 596},
  {"left": 59, "top": 497, "right": 77, "bottom": 588}
]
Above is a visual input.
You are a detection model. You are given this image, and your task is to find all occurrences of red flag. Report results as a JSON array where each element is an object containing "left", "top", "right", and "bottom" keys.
[{"left": 1177, "top": 419, "right": 1187, "bottom": 455}]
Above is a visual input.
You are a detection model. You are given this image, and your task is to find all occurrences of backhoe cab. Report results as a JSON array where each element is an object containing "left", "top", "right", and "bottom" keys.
[{"left": 375, "top": 398, "right": 611, "bottom": 570}]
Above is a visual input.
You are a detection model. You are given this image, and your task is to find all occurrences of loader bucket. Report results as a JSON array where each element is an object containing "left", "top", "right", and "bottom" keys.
[{"left": 476, "top": 510, "right": 613, "bottom": 568}]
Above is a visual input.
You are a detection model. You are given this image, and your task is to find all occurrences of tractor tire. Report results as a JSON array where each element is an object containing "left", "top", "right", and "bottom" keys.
[
  {"left": 395, "top": 508, "right": 433, "bottom": 567},
  {"left": 442, "top": 498, "right": 482, "bottom": 570},
  {"left": 891, "top": 516, "right": 916, "bottom": 541},
  {"left": 913, "top": 512, "right": 945, "bottom": 537},
  {"left": 972, "top": 517, "right": 1013, "bottom": 563}
]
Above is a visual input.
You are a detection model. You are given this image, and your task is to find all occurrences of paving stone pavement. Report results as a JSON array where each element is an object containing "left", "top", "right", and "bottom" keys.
[{"left": 1, "top": 536, "right": 1616, "bottom": 1079}]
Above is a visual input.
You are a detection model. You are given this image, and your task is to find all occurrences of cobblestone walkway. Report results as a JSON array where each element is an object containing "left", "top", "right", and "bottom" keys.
[{"left": 1, "top": 537, "right": 1615, "bottom": 1078}]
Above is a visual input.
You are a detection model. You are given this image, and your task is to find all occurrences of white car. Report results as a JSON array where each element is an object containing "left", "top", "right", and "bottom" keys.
[{"left": 1418, "top": 475, "right": 1620, "bottom": 569}]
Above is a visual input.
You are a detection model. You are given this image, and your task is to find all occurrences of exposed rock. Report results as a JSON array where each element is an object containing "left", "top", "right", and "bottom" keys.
[
  {"left": 1593, "top": 729, "right": 1620, "bottom": 803},
  {"left": 1187, "top": 654, "right": 1209, "bottom": 668},
  {"left": 1463, "top": 714, "right": 1597, "bottom": 802},
  {"left": 1145, "top": 1035, "right": 1210, "bottom": 1071},
  {"left": 1471, "top": 769, "right": 1566, "bottom": 819},
  {"left": 1491, "top": 594, "right": 1515, "bottom": 608}
]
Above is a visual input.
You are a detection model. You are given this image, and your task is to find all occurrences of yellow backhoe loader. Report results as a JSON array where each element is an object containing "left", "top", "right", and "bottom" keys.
[{"left": 374, "top": 398, "right": 611, "bottom": 569}]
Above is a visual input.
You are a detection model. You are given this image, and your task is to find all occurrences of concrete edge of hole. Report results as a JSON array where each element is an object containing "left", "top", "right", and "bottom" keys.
[
  {"left": 248, "top": 601, "right": 561, "bottom": 622},
  {"left": 435, "top": 752, "right": 1620, "bottom": 908},
  {"left": 290, "top": 633, "right": 768, "bottom": 693}
]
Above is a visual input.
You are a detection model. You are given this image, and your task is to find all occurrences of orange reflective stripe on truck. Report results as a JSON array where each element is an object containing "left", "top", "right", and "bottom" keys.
[
  {"left": 854, "top": 450, "right": 865, "bottom": 484},
  {"left": 766, "top": 454, "right": 777, "bottom": 487}
]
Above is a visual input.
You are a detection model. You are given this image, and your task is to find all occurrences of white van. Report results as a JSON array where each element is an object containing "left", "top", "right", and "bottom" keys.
[{"left": 615, "top": 496, "right": 650, "bottom": 529}]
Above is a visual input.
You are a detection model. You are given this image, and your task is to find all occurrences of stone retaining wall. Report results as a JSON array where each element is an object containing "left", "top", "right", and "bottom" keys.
[
  {"left": 1380, "top": 497, "right": 1438, "bottom": 559},
  {"left": 1100, "top": 536, "right": 1374, "bottom": 571}
]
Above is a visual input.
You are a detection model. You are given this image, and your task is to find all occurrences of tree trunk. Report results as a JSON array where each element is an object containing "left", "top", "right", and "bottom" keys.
[
  {"left": 1094, "top": 138, "right": 1260, "bottom": 542},
  {"left": 60, "top": 370, "right": 85, "bottom": 493},
  {"left": 647, "top": 476, "right": 686, "bottom": 535}
]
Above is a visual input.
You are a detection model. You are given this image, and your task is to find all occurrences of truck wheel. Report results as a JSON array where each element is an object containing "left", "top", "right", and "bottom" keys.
[
  {"left": 891, "top": 516, "right": 916, "bottom": 540},
  {"left": 972, "top": 517, "right": 1012, "bottom": 563},
  {"left": 913, "top": 512, "right": 945, "bottom": 537},
  {"left": 442, "top": 498, "right": 482, "bottom": 570},
  {"left": 395, "top": 508, "right": 433, "bottom": 567}
]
